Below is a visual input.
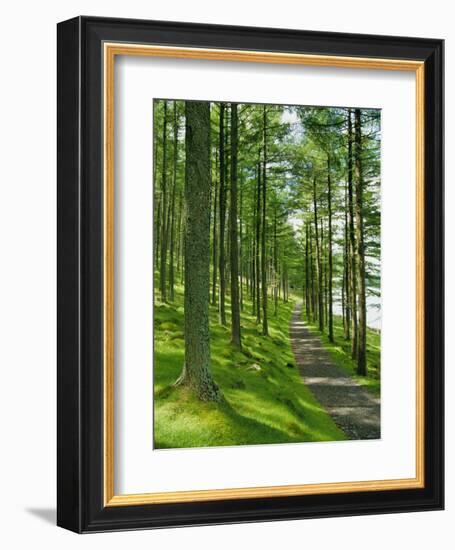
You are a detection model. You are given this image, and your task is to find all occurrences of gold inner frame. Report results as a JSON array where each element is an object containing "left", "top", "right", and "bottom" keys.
[{"left": 103, "top": 43, "right": 425, "bottom": 507}]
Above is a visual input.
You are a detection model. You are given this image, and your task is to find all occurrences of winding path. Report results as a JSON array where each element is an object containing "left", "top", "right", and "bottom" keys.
[{"left": 290, "top": 302, "right": 380, "bottom": 440}]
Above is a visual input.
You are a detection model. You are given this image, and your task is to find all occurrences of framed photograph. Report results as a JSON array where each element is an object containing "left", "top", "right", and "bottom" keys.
[{"left": 57, "top": 16, "right": 444, "bottom": 533}]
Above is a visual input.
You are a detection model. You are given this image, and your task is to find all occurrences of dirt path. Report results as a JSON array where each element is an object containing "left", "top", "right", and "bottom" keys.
[{"left": 290, "top": 302, "right": 380, "bottom": 440}]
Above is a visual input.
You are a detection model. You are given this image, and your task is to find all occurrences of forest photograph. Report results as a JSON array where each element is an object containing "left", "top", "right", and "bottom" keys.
[{"left": 153, "top": 98, "right": 381, "bottom": 449}]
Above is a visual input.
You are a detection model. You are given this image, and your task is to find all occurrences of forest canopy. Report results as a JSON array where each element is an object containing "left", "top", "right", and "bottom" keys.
[{"left": 153, "top": 99, "right": 381, "bottom": 448}]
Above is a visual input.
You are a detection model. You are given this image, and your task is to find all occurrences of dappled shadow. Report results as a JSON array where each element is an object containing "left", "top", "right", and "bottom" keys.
[
  {"left": 219, "top": 399, "right": 302, "bottom": 445},
  {"left": 155, "top": 384, "right": 307, "bottom": 448},
  {"left": 155, "top": 288, "right": 346, "bottom": 448},
  {"left": 290, "top": 302, "right": 381, "bottom": 440}
]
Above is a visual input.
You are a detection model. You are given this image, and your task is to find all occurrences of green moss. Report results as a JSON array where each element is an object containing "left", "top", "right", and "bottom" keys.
[{"left": 154, "top": 284, "right": 346, "bottom": 448}]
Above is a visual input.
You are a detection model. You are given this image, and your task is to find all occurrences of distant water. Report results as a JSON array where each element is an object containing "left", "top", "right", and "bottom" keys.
[{"left": 332, "top": 295, "right": 381, "bottom": 331}]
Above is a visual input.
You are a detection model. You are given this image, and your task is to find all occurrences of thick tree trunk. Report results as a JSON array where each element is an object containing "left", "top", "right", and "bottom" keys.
[
  {"left": 229, "top": 104, "right": 242, "bottom": 348},
  {"left": 348, "top": 108, "right": 358, "bottom": 358},
  {"left": 354, "top": 108, "right": 367, "bottom": 376},
  {"left": 175, "top": 101, "right": 220, "bottom": 402},
  {"left": 218, "top": 103, "right": 227, "bottom": 325}
]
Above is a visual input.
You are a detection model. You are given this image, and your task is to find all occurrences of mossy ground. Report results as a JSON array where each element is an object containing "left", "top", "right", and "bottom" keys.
[
  {"left": 304, "top": 313, "right": 381, "bottom": 396},
  {"left": 154, "top": 284, "right": 346, "bottom": 449}
]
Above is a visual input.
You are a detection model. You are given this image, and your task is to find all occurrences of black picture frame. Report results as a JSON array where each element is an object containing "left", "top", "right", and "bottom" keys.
[{"left": 57, "top": 16, "right": 444, "bottom": 533}]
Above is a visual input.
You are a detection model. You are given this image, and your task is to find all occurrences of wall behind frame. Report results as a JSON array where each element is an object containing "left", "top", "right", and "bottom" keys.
[{"left": 0, "top": 0, "right": 450, "bottom": 549}]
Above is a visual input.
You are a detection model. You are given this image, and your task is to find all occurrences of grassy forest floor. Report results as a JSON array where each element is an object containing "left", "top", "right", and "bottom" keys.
[
  {"left": 304, "top": 314, "right": 381, "bottom": 396},
  {"left": 154, "top": 283, "right": 346, "bottom": 449}
]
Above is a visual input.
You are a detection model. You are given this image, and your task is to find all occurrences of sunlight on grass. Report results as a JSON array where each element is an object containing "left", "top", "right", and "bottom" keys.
[{"left": 154, "top": 284, "right": 346, "bottom": 448}]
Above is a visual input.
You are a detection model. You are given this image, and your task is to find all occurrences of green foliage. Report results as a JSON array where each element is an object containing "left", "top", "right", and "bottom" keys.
[
  {"left": 153, "top": 99, "right": 382, "bottom": 445},
  {"left": 154, "top": 285, "right": 346, "bottom": 448}
]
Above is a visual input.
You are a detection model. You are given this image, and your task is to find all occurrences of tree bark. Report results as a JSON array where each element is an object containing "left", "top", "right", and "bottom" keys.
[
  {"left": 175, "top": 101, "right": 220, "bottom": 402},
  {"left": 211, "top": 150, "right": 218, "bottom": 306},
  {"left": 321, "top": 218, "right": 326, "bottom": 327},
  {"left": 312, "top": 176, "right": 324, "bottom": 332},
  {"left": 159, "top": 100, "right": 168, "bottom": 302},
  {"left": 239, "top": 171, "right": 244, "bottom": 312},
  {"left": 251, "top": 183, "right": 257, "bottom": 316},
  {"left": 305, "top": 222, "right": 310, "bottom": 319},
  {"left": 229, "top": 103, "right": 242, "bottom": 348},
  {"left": 261, "top": 106, "right": 269, "bottom": 336},
  {"left": 273, "top": 207, "right": 278, "bottom": 316},
  {"left": 218, "top": 103, "right": 227, "bottom": 325},
  {"left": 348, "top": 108, "right": 358, "bottom": 358},
  {"left": 309, "top": 224, "right": 316, "bottom": 321},
  {"left": 153, "top": 108, "right": 160, "bottom": 272},
  {"left": 176, "top": 189, "right": 183, "bottom": 277},
  {"left": 255, "top": 161, "right": 261, "bottom": 324},
  {"left": 343, "top": 175, "right": 351, "bottom": 340},
  {"left": 354, "top": 108, "right": 367, "bottom": 375},
  {"left": 168, "top": 101, "right": 178, "bottom": 302},
  {"left": 327, "top": 155, "right": 334, "bottom": 342},
  {"left": 155, "top": 195, "right": 161, "bottom": 272}
]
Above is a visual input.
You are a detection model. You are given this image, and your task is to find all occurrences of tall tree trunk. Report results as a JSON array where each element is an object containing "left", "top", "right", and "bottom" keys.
[
  {"left": 283, "top": 264, "right": 288, "bottom": 302},
  {"left": 229, "top": 103, "right": 242, "bottom": 348},
  {"left": 239, "top": 172, "right": 244, "bottom": 312},
  {"left": 327, "top": 155, "right": 334, "bottom": 342},
  {"left": 176, "top": 189, "right": 183, "bottom": 277},
  {"left": 341, "top": 261, "right": 346, "bottom": 329},
  {"left": 218, "top": 103, "right": 227, "bottom": 325},
  {"left": 313, "top": 177, "right": 324, "bottom": 331},
  {"left": 153, "top": 115, "right": 160, "bottom": 272},
  {"left": 261, "top": 106, "right": 269, "bottom": 336},
  {"left": 343, "top": 176, "right": 351, "bottom": 340},
  {"left": 273, "top": 208, "right": 278, "bottom": 316},
  {"left": 305, "top": 222, "right": 310, "bottom": 319},
  {"left": 159, "top": 100, "right": 168, "bottom": 302},
  {"left": 179, "top": 207, "right": 185, "bottom": 284},
  {"left": 155, "top": 195, "right": 161, "bottom": 271},
  {"left": 309, "top": 225, "right": 317, "bottom": 322},
  {"left": 251, "top": 184, "right": 257, "bottom": 316},
  {"left": 354, "top": 108, "right": 367, "bottom": 375},
  {"left": 255, "top": 161, "right": 261, "bottom": 324},
  {"left": 321, "top": 218, "right": 326, "bottom": 327},
  {"left": 211, "top": 150, "right": 218, "bottom": 306},
  {"left": 348, "top": 108, "right": 358, "bottom": 358},
  {"left": 179, "top": 198, "right": 185, "bottom": 285},
  {"left": 248, "top": 228, "right": 253, "bottom": 300},
  {"left": 224, "top": 108, "right": 231, "bottom": 293},
  {"left": 168, "top": 101, "right": 178, "bottom": 302},
  {"left": 175, "top": 101, "right": 220, "bottom": 401}
]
